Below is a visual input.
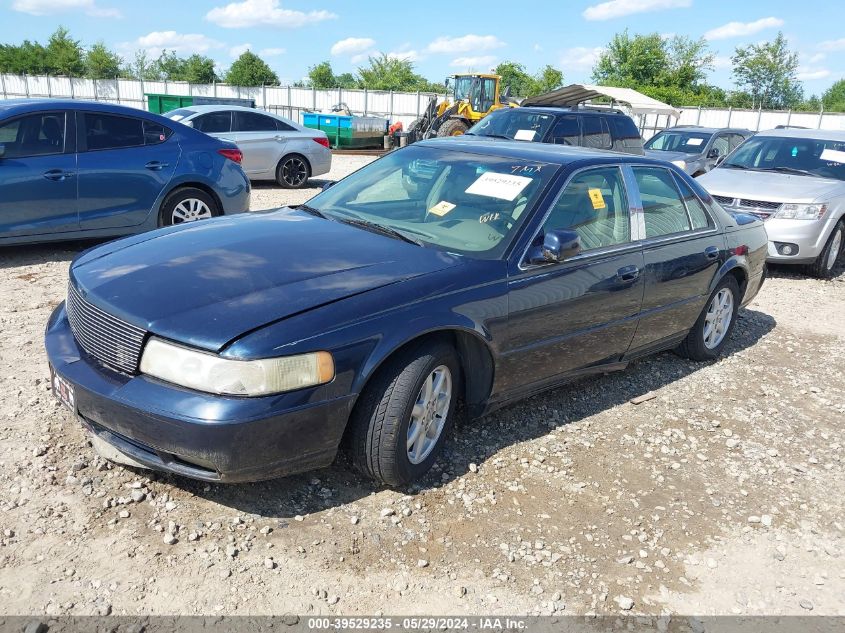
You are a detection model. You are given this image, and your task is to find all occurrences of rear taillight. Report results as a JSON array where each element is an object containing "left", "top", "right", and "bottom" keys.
[
  {"left": 313, "top": 137, "right": 330, "bottom": 149},
  {"left": 218, "top": 148, "right": 243, "bottom": 164}
]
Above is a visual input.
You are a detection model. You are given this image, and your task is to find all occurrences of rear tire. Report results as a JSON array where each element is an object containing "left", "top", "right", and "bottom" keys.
[
  {"left": 437, "top": 119, "right": 469, "bottom": 137},
  {"left": 348, "top": 341, "right": 460, "bottom": 487},
  {"left": 676, "top": 275, "right": 740, "bottom": 361},
  {"left": 806, "top": 221, "right": 843, "bottom": 279},
  {"left": 159, "top": 187, "right": 219, "bottom": 227},
  {"left": 276, "top": 154, "right": 311, "bottom": 189}
]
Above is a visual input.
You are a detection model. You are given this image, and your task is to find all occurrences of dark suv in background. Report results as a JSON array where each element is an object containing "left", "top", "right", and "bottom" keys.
[{"left": 466, "top": 106, "right": 645, "bottom": 155}]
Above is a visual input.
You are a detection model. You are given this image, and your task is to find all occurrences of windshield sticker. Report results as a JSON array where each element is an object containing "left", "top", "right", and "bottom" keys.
[
  {"left": 588, "top": 188, "right": 606, "bottom": 210},
  {"left": 465, "top": 172, "right": 532, "bottom": 201},
  {"left": 514, "top": 129, "right": 536, "bottom": 141},
  {"left": 479, "top": 212, "right": 501, "bottom": 224},
  {"left": 510, "top": 164, "right": 543, "bottom": 175},
  {"left": 686, "top": 138, "right": 704, "bottom": 146},
  {"left": 169, "top": 115, "right": 184, "bottom": 121},
  {"left": 428, "top": 200, "right": 456, "bottom": 217},
  {"left": 820, "top": 148, "right": 845, "bottom": 164}
]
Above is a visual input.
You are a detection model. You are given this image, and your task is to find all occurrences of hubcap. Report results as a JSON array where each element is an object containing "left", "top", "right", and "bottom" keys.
[
  {"left": 703, "top": 288, "right": 734, "bottom": 350},
  {"left": 172, "top": 198, "right": 212, "bottom": 224},
  {"left": 282, "top": 158, "right": 307, "bottom": 186},
  {"left": 826, "top": 229, "right": 842, "bottom": 271},
  {"left": 406, "top": 365, "right": 452, "bottom": 465}
]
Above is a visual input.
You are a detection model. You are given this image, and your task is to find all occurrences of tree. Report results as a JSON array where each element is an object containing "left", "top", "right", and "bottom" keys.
[
  {"left": 308, "top": 61, "right": 337, "bottom": 89},
  {"left": 225, "top": 50, "right": 279, "bottom": 86},
  {"left": 531, "top": 65, "right": 564, "bottom": 95},
  {"left": 46, "top": 26, "right": 85, "bottom": 76},
  {"left": 336, "top": 72, "right": 358, "bottom": 89},
  {"left": 664, "top": 36, "right": 714, "bottom": 89},
  {"left": 181, "top": 54, "right": 218, "bottom": 83},
  {"left": 85, "top": 41, "right": 122, "bottom": 79},
  {"left": 123, "top": 49, "right": 160, "bottom": 81},
  {"left": 593, "top": 31, "right": 666, "bottom": 87},
  {"left": 494, "top": 61, "right": 534, "bottom": 97},
  {"left": 356, "top": 53, "right": 433, "bottom": 91},
  {"left": 822, "top": 79, "right": 845, "bottom": 112},
  {"left": 731, "top": 32, "right": 802, "bottom": 109},
  {"left": 0, "top": 41, "right": 50, "bottom": 75}
]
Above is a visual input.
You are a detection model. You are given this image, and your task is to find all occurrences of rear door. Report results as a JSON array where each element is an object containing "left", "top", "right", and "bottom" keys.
[
  {"left": 544, "top": 114, "right": 580, "bottom": 146},
  {"left": 77, "top": 111, "right": 180, "bottom": 230},
  {"left": 231, "top": 110, "right": 288, "bottom": 175},
  {"left": 626, "top": 166, "right": 725, "bottom": 354},
  {"left": 502, "top": 165, "right": 645, "bottom": 394},
  {"left": 0, "top": 110, "right": 78, "bottom": 238}
]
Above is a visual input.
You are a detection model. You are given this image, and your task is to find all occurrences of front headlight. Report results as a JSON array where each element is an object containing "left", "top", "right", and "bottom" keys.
[
  {"left": 139, "top": 338, "right": 334, "bottom": 396},
  {"left": 773, "top": 203, "right": 828, "bottom": 220},
  {"left": 671, "top": 159, "right": 687, "bottom": 169}
]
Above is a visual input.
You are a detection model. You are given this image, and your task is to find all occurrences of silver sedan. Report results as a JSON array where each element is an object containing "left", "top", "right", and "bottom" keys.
[{"left": 164, "top": 105, "right": 331, "bottom": 189}]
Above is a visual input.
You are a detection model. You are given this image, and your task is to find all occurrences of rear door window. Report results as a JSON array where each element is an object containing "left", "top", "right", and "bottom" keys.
[
  {"left": 673, "top": 174, "right": 713, "bottom": 230},
  {"left": 632, "top": 167, "right": 693, "bottom": 238},
  {"left": 608, "top": 116, "right": 643, "bottom": 151},
  {"left": 0, "top": 112, "right": 66, "bottom": 158},
  {"left": 711, "top": 134, "right": 730, "bottom": 157},
  {"left": 234, "top": 111, "right": 279, "bottom": 132},
  {"left": 193, "top": 111, "right": 232, "bottom": 134},
  {"left": 547, "top": 115, "right": 580, "bottom": 146},
  {"left": 83, "top": 113, "right": 144, "bottom": 151},
  {"left": 143, "top": 121, "right": 173, "bottom": 145},
  {"left": 275, "top": 119, "right": 296, "bottom": 132},
  {"left": 582, "top": 116, "right": 612, "bottom": 150}
]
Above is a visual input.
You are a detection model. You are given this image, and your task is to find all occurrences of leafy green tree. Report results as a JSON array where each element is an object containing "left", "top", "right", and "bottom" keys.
[
  {"left": 797, "top": 95, "right": 822, "bottom": 112},
  {"left": 123, "top": 49, "right": 161, "bottom": 81},
  {"left": 356, "top": 53, "right": 430, "bottom": 91},
  {"left": 225, "top": 51, "right": 279, "bottom": 86},
  {"left": 731, "top": 32, "right": 802, "bottom": 109},
  {"left": 181, "top": 54, "right": 218, "bottom": 83},
  {"left": 531, "top": 65, "right": 564, "bottom": 95},
  {"left": 85, "top": 41, "right": 122, "bottom": 78},
  {"left": 336, "top": 72, "right": 358, "bottom": 89},
  {"left": 0, "top": 41, "right": 50, "bottom": 75},
  {"left": 46, "top": 26, "right": 85, "bottom": 76},
  {"left": 664, "top": 36, "right": 714, "bottom": 89},
  {"left": 494, "top": 61, "right": 534, "bottom": 97},
  {"left": 307, "top": 61, "right": 337, "bottom": 89},
  {"left": 822, "top": 79, "right": 845, "bottom": 112},
  {"left": 593, "top": 31, "right": 666, "bottom": 87}
]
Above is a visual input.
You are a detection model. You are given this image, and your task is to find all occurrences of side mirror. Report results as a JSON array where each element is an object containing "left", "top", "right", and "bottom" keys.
[
  {"left": 529, "top": 229, "right": 581, "bottom": 264},
  {"left": 0, "top": 144, "right": 5, "bottom": 159},
  {"left": 321, "top": 180, "right": 336, "bottom": 191}
]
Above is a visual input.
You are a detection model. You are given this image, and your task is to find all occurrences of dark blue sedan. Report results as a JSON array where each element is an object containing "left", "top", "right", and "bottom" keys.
[
  {"left": 0, "top": 99, "right": 250, "bottom": 244},
  {"left": 44, "top": 138, "right": 768, "bottom": 486}
]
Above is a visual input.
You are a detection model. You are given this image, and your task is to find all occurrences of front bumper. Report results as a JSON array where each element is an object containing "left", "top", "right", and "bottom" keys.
[
  {"left": 764, "top": 217, "right": 837, "bottom": 264},
  {"left": 45, "top": 303, "right": 353, "bottom": 483}
]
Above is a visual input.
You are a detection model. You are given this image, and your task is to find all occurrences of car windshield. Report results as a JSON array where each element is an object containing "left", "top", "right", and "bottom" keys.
[
  {"left": 645, "top": 131, "right": 712, "bottom": 153},
  {"left": 163, "top": 108, "right": 196, "bottom": 122},
  {"left": 721, "top": 135, "right": 845, "bottom": 181},
  {"left": 304, "top": 145, "right": 558, "bottom": 259},
  {"left": 468, "top": 109, "right": 556, "bottom": 142}
]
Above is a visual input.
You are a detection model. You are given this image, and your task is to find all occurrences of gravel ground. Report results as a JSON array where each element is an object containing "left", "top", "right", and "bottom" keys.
[{"left": 0, "top": 155, "right": 844, "bottom": 618}]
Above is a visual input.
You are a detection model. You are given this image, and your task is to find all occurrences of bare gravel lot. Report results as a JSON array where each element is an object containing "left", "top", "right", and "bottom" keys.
[{"left": 1, "top": 155, "right": 843, "bottom": 618}]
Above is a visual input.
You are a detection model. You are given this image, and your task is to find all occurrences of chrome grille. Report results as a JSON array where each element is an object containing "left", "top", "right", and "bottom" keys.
[
  {"left": 66, "top": 282, "right": 146, "bottom": 374},
  {"left": 712, "top": 195, "right": 735, "bottom": 206},
  {"left": 740, "top": 199, "right": 781, "bottom": 211}
]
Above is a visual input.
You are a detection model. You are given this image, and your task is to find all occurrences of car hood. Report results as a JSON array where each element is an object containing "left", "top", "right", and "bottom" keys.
[
  {"left": 644, "top": 150, "right": 698, "bottom": 163},
  {"left": 70, "top": 210, "right": 462, "bottom": 352},
  {"left": 699, "top": 168, "right": 845, "bottom": 202}
]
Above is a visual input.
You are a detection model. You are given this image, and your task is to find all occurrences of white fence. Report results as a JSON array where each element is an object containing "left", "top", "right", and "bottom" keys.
[
  {"left": 4, "top": 73, "right": 845, "bottom": 135},
  {"left": 0, "top": 73, "right": 439, "bottom": 127}
]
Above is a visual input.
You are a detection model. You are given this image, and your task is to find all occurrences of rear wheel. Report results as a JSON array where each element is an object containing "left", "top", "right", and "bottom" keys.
[
  {"left": 276, "top": 154, "right": 311, "bottom": 189},
  {"left": 676, "top": 275, "right": 740, "bottom": 361},
  {"left": 159, "top": 187, "right": 219, "bottom": 227},
  {"left": 806, "top": 221, "right": 843, "bottom": 279},
  {"left": 437, "top": 119, "right": 469, "bottom": 137},
  {"left": 348, "top": 341, "right": 460, "bottom": 487}
]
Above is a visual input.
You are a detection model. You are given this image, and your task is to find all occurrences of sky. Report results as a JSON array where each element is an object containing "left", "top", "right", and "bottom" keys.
[{"left": 0, "top": 0, "right": 842, "bottom": 95}]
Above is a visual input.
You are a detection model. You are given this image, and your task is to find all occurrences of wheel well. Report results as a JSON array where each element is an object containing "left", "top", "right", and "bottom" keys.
[
  {"left": 726, "top": 266, "right": 748, "bottom": 298},
  {"left": 160, "top": 183, "right": 223, "bottom": 221}
]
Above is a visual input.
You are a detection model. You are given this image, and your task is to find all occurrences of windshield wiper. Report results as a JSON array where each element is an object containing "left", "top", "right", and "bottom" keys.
[
  {"left": 721, "top": 163, "right": 751, "bottom": 170},
  {"left": 755, "top": 166, "right": 817, "bottom": 177},
  {"left": 296, "top": 203, "right": 328, "bottom": 219},
  {"left": 337, "top": 217, "right": 424, "bottom": 246}
]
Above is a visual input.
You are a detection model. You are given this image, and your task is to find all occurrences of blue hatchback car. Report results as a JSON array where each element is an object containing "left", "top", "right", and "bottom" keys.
[
  {"left": 0, "top": 99, "right": 250, "bottom": 244},
  {"left": 45, "top": 138, "right": 767, "bottom": 487}
]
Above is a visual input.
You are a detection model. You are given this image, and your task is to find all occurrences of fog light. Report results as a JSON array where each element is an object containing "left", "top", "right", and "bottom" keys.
[{"left": 775, "top": 242, "right": 799, "bottom": 256}]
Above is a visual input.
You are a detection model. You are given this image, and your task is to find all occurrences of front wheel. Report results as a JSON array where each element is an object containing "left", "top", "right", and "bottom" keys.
[
  {"left": 159, "top": 187, "right": 219, "bottom": 227},
  {"left": 437, "top": 119, "right": 469, "bottom": 137},
  {"left": 348, "top": 342, "right": 460, "bottom": 487},
  {"left": 676, "top": 275, "right": 740, "bottom": 361},
  {"left": 806, "top": 221, "right": 843, "bottom": 279},
  {"left": 276, "top": 154, "right": 311, "bottom": 189}
]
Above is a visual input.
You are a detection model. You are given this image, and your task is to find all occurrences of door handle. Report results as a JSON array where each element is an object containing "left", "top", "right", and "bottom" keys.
[
  {"left": 145, "top": 161, "right": 169, "bottom": 171},
  {"left": 42, "top": 169, "right": 74, "bottom": 181},
  {"left": 704, "top": 246, "right": 719, "bottom": 260},
  {"left": 616, "top": 265, "right": 640, "bottom": 283},
  {"left": 274, "top": 135, "right": 284, "bottom": 141}
]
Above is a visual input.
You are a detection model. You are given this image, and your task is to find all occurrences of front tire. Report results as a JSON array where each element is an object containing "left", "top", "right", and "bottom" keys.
[
  {"left": 159, "top": 187, "right": 219, "bottom": 227},
  {"left": 348, "top": 341, "right": 460, "bottom": 487},
  {"left": 806, "top": 221, "right": 843, "bottom": 279},
  {"left": 677, "top": 275, "right": 740, "bottom": 361},
  {"left": 437, "top": 119, "right": 469, "bottom": 137},
  {"left": 276, "top": 154, "right": 311, "bottom": 189}
]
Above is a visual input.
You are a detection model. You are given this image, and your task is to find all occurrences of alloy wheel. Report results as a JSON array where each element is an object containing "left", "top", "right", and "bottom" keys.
[
  {"left": 826, "top": 228, "right": 843, "bottom": 271},
  {"left": 703, "top": 288, "right": 734, "bottom": 350},
  {"left": 282, "top": 157, "right": 308, "bottom": 187},
  {"left": 171, "top": 198, "right": 212, "bottom": 224},
  {"left": 406, "top": 365, "right": 452, "bottom": 465}
]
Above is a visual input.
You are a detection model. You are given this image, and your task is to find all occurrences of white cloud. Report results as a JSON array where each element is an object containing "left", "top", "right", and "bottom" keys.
[
  {"left": 331, "top": 37, "right": 376, "bottom": 56},
  {"left": 12, "top": 0, "right": 120, "bottom": 17},
  {"left": 350, "top": 51, "right": 375, "bottom": 64},
  {"left": 260, "top": 47, "right": 286, "bottom": 56},
  {"left": 206, "top": 0, "right": 336, "bottom": 29},
  {"left": 450, "top": 55, "right": 497, "bottom": 69},
  {"left": 559, "top": 46, "right": 603, "bottom": 72},
  {"left": 797, "top": 67, "right": 831, "bottom": 81},
  {"left": 583, "top": 0, "right": 690, "bottom": 21},
  {"left": 704, "top": 17, "right": 784, "bottom": 40},
  {"left": 426, "top": 34, "right": 505, "bottom": 54},
  {"left": 229, "top": 43, "right": 252, "bottom": 58},
  {"left": 713, "top": 55, "right": 733, "bottom": 69},
  {"left": 130, "top": 31, "right": 225, "bottom": 57},
  {"left": 819, "top": 38, "right": 845, "bottom": 52},
  {"left": 806, "top": 52, "right": 826, "bottom": 64},
  {"left": 386, "top": 49, "right": 421, "bottom": 63}
]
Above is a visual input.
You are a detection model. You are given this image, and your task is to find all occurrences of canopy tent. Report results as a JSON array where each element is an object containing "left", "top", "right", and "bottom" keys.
[{"left": 520, "top": 84, "right": 680, "bottom": 119}]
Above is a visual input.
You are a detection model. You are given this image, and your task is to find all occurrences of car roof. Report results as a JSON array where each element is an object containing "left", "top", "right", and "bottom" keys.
[
  {"left": 417, "top": 136, "right": 658, "bottom": 166},
  {"left": 755, "top": 128, "right": 845, "bottom": 141},
  {"left": 663, "top": 126, "right": 751, "bottom": 134},
  {"left": 175, "top": 104, "right": 263, "bottom": 114},
  {"left": 0, "top": 98, "right": 161, "bottom": 118}
]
